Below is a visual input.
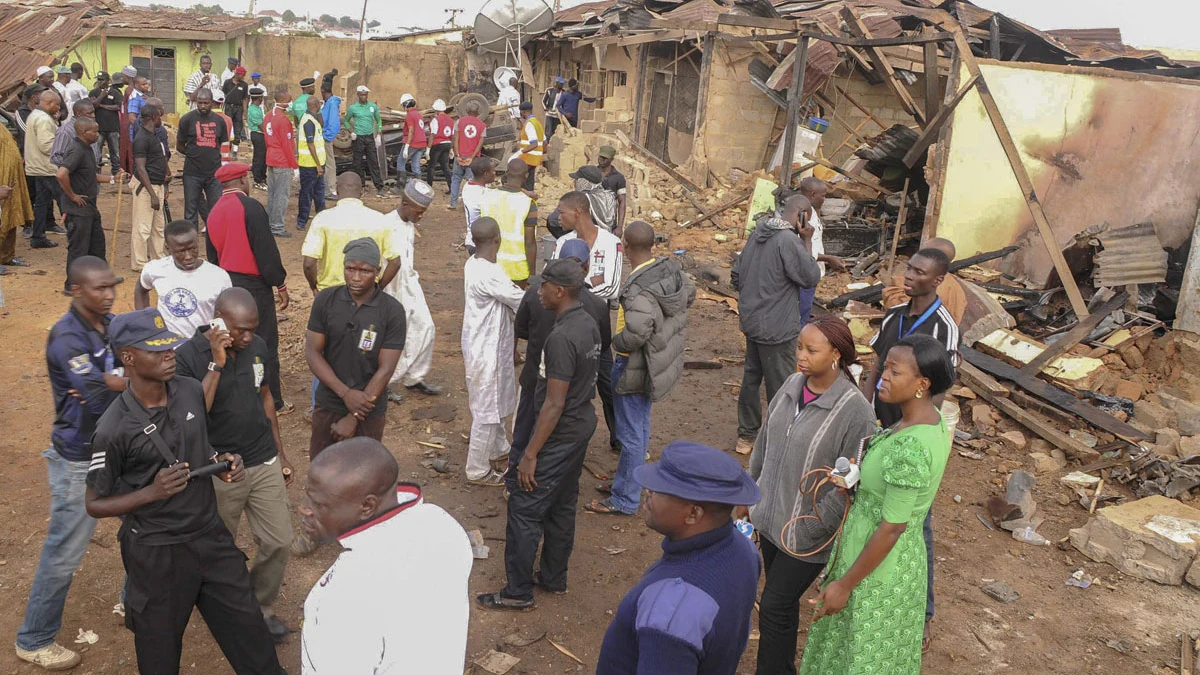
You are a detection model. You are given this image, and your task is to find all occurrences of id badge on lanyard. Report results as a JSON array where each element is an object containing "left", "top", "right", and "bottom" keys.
[{"left": 876, "top": 298, "right": 942, "bottom": 391}]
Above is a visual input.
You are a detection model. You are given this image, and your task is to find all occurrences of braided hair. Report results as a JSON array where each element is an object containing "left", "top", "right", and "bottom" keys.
[{"left": 805, "top": 314, "right": 858, "bottom": 382}]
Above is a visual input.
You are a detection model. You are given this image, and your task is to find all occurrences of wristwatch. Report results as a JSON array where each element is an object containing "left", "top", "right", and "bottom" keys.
[{"left": 207, "top": 362, "right": 224, "bottom": 373}]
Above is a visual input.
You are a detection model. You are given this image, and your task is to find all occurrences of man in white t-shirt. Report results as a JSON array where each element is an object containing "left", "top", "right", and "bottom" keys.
[
  {"left": 797, "top": 177, "right": 845, "bottom": 325},
  {"left": 300, "top": 438, "right": 472, "bottom": 675},
  {"left": 460, "top": 156, "right": 495, "bottom": 253},
  {"left": 551, "top": 191, "right": 623, "bottom": 301},
  {"left": 134, "top": 219, "right": 232, "bottom": 338},
  {"left": 497, "top": 76, "right": 521, "bottom": 121}
]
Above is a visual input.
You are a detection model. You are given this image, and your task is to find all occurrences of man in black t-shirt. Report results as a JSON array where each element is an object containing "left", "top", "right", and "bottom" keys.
[
  {"left": 85, "top": 307, "right": 284, "bottom": 675},
  {"left": 222, "top": 66, "right": 249, "bottom": 159},
  {"left": 174, "top": 288, "right": 295, "bottom": 642},
  {"left": 176, "top": 88, "right": 228, "bottom": 228},
  {"left": 88, "top": 71, "right": 122, "bottom": 175},
  {"left": 131, "top": 101, "right": 170, "bottom": 271},
  {"left": 597, "top": 145, "right": 628, "bottom": 235},
  {"left": 56, "top": 118, "right": 127, "bottom": 292},
  {"left": 478, "top": 258, "right": 601, "bottom": 611}
]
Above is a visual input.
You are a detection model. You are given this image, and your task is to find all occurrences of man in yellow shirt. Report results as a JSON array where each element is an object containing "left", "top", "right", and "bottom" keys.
[{"left": 301, "top": 171, "right": 401, "bottom": 294}]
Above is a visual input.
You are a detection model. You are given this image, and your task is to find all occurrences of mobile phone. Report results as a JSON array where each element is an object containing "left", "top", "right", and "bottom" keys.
[{"left": 210, "top": 318, "right": 227, "bottom": 332}]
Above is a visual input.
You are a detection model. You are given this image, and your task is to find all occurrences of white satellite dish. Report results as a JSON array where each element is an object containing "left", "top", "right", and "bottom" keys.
[
  {"left": 475, "top": 0, "right": 554, "bottom": 71},
  {"left": 493, "top": 67, "right": 517, "bottom": 91}
]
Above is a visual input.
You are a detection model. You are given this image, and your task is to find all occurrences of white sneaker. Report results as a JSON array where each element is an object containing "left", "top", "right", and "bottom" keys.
[{"left": 15, "top": 642, "right": 82, "bottom": 670}]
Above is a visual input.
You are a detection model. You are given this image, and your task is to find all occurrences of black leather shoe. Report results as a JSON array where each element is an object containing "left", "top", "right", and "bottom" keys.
[
  {"left": 263, "top": 613, "right": 290, "bottom": 643},
  {"left": 30, "top": 239, "right": 58, "bottom": 249},
  {"left": 406, "top": 381, "right": 442, "bottom": 396}
]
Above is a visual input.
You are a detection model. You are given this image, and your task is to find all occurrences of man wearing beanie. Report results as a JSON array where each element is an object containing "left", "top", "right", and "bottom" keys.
[{"left": 596, "top": 441, "right": 762, "bottom": 674}]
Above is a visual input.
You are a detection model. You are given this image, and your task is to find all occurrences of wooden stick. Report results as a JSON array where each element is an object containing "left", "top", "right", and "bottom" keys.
[
  {"left": 109, "top": 179, "right": 124, "bottom": 264},
  {"left": 680, "top": 191, "right": 752, "bottom": 228},
  {"left": 885, "top": 177, "right": 911, "bottom": 278},
  {"left": 1089, "top": 479, "right": 1105, "bottom": 514},
  {"left": 834, "top": 85, "right": 888, "bottom": 130},
  {"left": 1182, "top": 632, "right": 1195, "bottom": 675},
  {"left": 840, "top": 7, "right": 926, "bottom": 126}
]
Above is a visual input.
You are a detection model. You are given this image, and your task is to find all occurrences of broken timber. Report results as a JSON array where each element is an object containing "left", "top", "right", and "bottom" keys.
[
  {"left": 777, "top": 35, "right": 809, "bottom": 186},
  {"left": 1019, "top": 291, "right": 1128, "bottom": 378},
  {"left": 902, "top": 74, "right": 979, "bottom": 168},
  {"left": 614, "top": 129, "right": 700, "bottom": 193},
  {"left": 959, "top": 361, "right": 1100, "bottom": 461},
  {"left": 840, "top": 7, "right": 926, "bottom": 127},
  {"left": 961, "top": 346, "right": 1149, "bottom": 442},
  {"left": 951, "top": 28, "right": 1089, "bottom": 319}
]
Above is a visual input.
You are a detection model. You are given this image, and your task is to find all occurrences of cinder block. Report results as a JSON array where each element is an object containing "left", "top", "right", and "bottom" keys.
[{"left": 579, "top": 120, "right": 602, "bottom": 134}]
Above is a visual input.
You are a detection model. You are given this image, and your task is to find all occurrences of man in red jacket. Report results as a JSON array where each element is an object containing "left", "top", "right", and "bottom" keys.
[
  {"left": 449, "top": 101, "right": 486, "bottom": 210},
  {"left": 263, "top": 86, "right": 297, "bottom": 238},
  {"left": 206, "top": 162, "right": 292, "bottom": 414},
  {"left": 425, "top": 99, "right": 454, "bottom": 191}
]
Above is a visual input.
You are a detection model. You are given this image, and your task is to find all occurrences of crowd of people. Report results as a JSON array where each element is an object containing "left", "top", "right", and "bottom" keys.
[{"left": 1, "top": 54, "right": 963, "bottom": 675}]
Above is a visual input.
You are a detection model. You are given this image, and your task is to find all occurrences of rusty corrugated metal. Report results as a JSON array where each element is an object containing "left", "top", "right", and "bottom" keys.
[
  {"left": 1093, "top": 222, "right": 1169, "bottom": 287},
  {"left": 87, "top": 7, "right": 261, "bottom": 35},
  {"left": 0, "top": 1, "right": 92, "bottom": 99}
]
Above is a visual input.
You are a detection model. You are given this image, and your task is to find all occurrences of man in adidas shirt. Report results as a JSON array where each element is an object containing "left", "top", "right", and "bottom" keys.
[{"left": 552, "top": 190, "right": 623, "bottom": 301}]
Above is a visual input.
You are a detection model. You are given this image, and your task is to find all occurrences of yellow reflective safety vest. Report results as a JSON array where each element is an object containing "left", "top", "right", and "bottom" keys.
[
  {"left": 481, "top": 188, "right": 534, "bottom": 281},
  {"left": 297, "top": 112, "right": 326, "bottom": 168},
  {"left": 516, "top": 116, "right": 545, "bottom": 167}
]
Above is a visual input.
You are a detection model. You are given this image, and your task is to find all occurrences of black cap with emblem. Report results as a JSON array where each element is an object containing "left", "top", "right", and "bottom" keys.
[{"left": 110, "top": 308, "right": 181, "bottom": 351}]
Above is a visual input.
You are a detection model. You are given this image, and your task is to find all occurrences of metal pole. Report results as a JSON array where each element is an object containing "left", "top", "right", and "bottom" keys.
[{"left": 776, "top": 35, "right": 808, "bottom": 186}]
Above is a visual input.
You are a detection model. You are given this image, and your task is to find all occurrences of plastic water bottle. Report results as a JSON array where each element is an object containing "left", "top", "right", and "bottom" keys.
[{"left": 1012, "top": 526, "right": 1050, "bottom": 546}]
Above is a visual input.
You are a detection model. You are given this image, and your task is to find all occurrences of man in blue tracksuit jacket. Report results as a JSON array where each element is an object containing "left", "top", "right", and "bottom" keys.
[{"left": 320, "top": 82, "right": 341, "bottom": 200}]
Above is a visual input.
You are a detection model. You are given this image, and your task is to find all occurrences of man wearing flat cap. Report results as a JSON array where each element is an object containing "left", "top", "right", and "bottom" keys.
[
  {"left": 291, "top": 76, "right": 317, "bottom": 125},
  {"left": 85, "top": 307, "right": 285, "bottom": 675},
  {"left": 477, "top": 257, "right": 601, "bottom": 611},
  {"left": 383, "top": 179, "right": 440, "bottom": 400},
  {"left": 597, "top": 441, "right": 762, "bottom": 675}
]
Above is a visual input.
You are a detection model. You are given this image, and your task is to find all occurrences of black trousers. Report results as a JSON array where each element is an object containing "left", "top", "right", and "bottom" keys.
[
  {"left": 182, "top": 174, "right": 222, "bottom": 226},
  {"left": 510, "top": 385, "right": 537, "bottom": 458},
  {"left": 596, "top": 350, "right": 617, "bottom": 450},
  {"left": 250, "top": 131, "right": 267, "bottom": 184},
  {"left": 233, "top": 274, "right": 283, "bottom": 408},
  {"left": 545, "top": 116, "right": 560, "bottom": 141},
  {"left": 425, "top": 143, "right": 452, "bottom": 187},
  {"left": 352, "top": 135, "right": 384, "bottom": 190},
  {"left": 227, "top": 105, "right": 245, "bottom": 144},
  {"left": 30, "top": 175, "right": 59, "bottom": 243},
  {"left": 738, "top": 338, "right": 798, "bottom": 440},
  {"left": 523, "top": 162, "right": 536, "bottom": 192},
  {"left": 502, "top": 433, "right": 592, "bottom": 601},
  {"left": 64, "top": 207, "right": 105, "bottom": 291},
  {"left": 757, "top": 538, "right": 826, "bottom": 675},
  {"left": 120, "top": 525, "right": 284, "bottom": 675}
]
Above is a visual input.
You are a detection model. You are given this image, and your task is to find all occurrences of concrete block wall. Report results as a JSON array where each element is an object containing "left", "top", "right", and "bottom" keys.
[
  {"left": 699, "top": 44, "right": 783, "bottom": 180},
  {"left": 816, "top": 66, "right": 938, "bottom": 165}
]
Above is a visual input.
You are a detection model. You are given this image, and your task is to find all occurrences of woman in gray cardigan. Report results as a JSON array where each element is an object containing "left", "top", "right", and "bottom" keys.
[{"left": 740, "top": 315, "right": 877, "bottom": 675}]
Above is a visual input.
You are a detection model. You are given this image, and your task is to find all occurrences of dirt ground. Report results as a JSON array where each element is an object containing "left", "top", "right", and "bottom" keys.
[{"left": 0, "top": 173, "right": 1197, "bottom": 675}]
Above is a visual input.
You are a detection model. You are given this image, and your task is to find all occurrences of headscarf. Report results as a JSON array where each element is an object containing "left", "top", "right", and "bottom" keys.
[{"left": 574, "top": 175, "right": 617, "bottom": 231}]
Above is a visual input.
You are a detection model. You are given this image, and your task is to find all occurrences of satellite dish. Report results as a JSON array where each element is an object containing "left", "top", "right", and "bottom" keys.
[
  {"left": 474, "top": 0, "right": 554, "bottom": 62},
  {"left": 493, "top": 67, "right": 517, "bottom": 91}
]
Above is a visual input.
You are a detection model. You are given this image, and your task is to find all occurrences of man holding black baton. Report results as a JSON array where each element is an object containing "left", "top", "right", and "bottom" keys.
[{"left": 85, "top": 307, "right": 285, "bottom": 675}]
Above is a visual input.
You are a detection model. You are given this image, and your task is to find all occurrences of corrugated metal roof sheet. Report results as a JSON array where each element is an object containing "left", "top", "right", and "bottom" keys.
[
  {"left": 1046, "top": 28, "right": 1123, "bottom": 43},
  {"left": 555, "top": 0, "right": 619, "bottom": 24},
  {"left": 661, "top": 0, "right": 737, "bottom": 24},
  {"left": 89, "top": 6, "right": 262, "bottom": 36},
  {"left": 1093, "top": 222, "right": 1168, "bottom": 287},
  {"left": 0, "top": 1, "right": 92, "bottom": 98}
]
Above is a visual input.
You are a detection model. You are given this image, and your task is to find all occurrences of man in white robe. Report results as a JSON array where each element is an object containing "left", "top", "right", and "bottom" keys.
[
  {"left": 462, "top": 217, "right": 525, "bottom": 486},
  {"left": 384, "top": 180, "right": 440, "bottom": 400}
]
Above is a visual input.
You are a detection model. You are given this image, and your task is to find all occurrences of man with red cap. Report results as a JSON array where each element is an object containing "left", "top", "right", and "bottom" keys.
[{"left": 206, "top": 163, "right": 292, "bottom": 415}]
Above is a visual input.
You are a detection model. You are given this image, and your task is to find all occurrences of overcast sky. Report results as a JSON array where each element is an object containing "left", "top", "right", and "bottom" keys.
[{"left": 128, "top": 0, "right": 1196, "bottom": 50}]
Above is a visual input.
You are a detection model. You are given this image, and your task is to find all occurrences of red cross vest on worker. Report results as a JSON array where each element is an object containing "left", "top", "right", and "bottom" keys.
[{"left": 435, "top": 112, "right": 453, "bottom": 144}]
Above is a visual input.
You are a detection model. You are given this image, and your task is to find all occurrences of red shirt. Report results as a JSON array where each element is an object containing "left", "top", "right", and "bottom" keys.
[
  {"left": 455, "top": 116, "right": 486, "bottom": 159},
  {"left": 264, "top": 106, "right": 298, "bottom": 169},
  {"left": 433, "top": 112, "right": 454, "bottom": 145},
  {"left": 217, "top": 112, "right": 234, "bottom": 163},
  {"left": 208, "top": 190, "right": 260, "bottom": 277},
  {"left": 405, "top": 108, "right": 427, "bottom": 149}
]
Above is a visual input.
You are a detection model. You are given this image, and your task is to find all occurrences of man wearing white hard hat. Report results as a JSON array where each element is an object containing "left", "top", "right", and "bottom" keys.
[
  {"left": 398, "top": 93, "right": 426, "bottom": 186},
  {"left": 210, "top": 89, "right": 235, "bottom": 165},
  {"left": 425, "top": 99, "right": 453, "bottom": 191},
  {"left": 342, "top": 85, "right": 386, "bottom": 198}
]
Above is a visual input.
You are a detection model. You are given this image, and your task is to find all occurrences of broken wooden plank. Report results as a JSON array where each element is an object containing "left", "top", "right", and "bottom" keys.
[
  {"left": 715, "top": 14, "right": 796, "bottom": 30},
  {"left": 764, "top": 40, "right": 798, "bottom": 89},
  {"left": 797, "top": 29, "right": 954, "bottom": 48},
  {"left": 680, "top": 191, "right": 752, "bottom": 228},
  {"left": 840, "top": 7, "right": 926, "bottom": 126},
  {"left": 961, "top": 346, "right": 1150, "bottom": 441},
  {"left": 614, "top": 129, "right": 700, "bottom": 192},
  {"left": 951, "top": 28, "right": 1089, "bottom": 319},
  {"left": 976, "top": 328, "right": 1106, "bottom": 391},
  {"left": 777, "top": 35, "right": 809, "bottom": 186},
  {"left": 901, "top": 74, "right": 979, "bottom": 168},
  {"left": 923, "top": 27, "right": 941, "bottom": 121},
  {"left": 959, "top": 362, "right": 1101, "bottom": 461},
  {"left": 885, "top": 177, "right": 911, "bottom": 277},
  {"left": 1019, "top": 291, "right": 1128, "bottom": 378},
  {"left": 814, "top": 91, "right": 872, "bottom": 147}
]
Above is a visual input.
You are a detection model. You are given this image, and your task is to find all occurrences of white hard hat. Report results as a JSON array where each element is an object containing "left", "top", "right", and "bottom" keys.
[
  {"left": 356, "top": 85, "right": 370, "bottom": 93},
  {"left": 432, "top": 99, "right": 446, "bottom": 112},
  {"left": 212, "top": 89, "right": 225, "bottom": 103},
  {"left": 400, "top": 93, "right": 414, "bottom": 106}
]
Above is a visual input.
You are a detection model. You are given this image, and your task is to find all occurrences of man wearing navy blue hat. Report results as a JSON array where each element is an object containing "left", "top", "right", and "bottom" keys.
[
  {"left": 477, "top": 257, "right": 601, "bottom": 611},
  {"left": 85, "top": 307, "right": 285, "bottom": 675},
  {"left": 596, "top": 441, "right": 762, "bottom": 675}
]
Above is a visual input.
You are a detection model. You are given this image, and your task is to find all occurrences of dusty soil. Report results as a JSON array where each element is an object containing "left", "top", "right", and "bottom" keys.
[{"left": 0, "top": 174, "right": 1196, "bottom": 674}]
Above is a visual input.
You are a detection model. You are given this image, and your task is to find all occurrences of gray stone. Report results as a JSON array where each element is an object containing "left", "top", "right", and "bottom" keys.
[
  {"left": 1182, "top": 436, "right": 1200, "bottom": 459},
  {"left": 1069, "top": 495, "right": 1200, "bottom": 585},
  {"left": 981, "top": 580, "right": 1021, "bottom": 604},
  {"left": 1133, "top": 399, "right": 1177, "bottom": 430},
  {"left": 1157, "top": 391, "right": 1200, "bottom": 436}
]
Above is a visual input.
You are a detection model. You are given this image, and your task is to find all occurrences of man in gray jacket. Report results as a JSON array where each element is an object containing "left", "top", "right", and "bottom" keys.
[
  {"left": 731, "top": 194, "right": 821, "bottom": 455},
  {"left": 586, "top": 221, "right": 694, "bottom": 516}
]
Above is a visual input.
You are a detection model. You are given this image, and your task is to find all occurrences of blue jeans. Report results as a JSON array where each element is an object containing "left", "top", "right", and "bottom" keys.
[
  {"left": 16, "top": 449, "right": 98, "bottom": 651},
  {"left": 297, "top": 167, "right": 326, "bottom": 228},
  {"left": 609, "top": 356, "right": 652, "bottom": 514},
  {"left": 311, "top": 376, "right": 318, "bottom": 409},
  {"left": 799, "top": 286, "right": 816, "bottom": 327},
  {"left": 924, "top": 508, "right": 935, "bottom": 621},
  {"left": 449, "top": 162, "right": 473, "bottom": 207},
  {"left": 397, "top": 147, "right": 425, "bottom": 183}
]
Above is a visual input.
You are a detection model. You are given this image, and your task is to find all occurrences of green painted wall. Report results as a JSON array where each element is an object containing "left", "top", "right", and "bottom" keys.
[{"left": 74, "top": 36, "right": 238, "bottom": 118}]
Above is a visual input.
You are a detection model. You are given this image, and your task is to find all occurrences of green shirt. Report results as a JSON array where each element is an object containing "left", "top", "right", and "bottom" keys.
[
  {"left": 290, "top": 93, "right": 311, "bottom": 123},
  {"left": 247, "top": 104, "right": 264, "bottom": 133},
  {"left": 344, "top": 101, "right": 381, "bottom": 136}
]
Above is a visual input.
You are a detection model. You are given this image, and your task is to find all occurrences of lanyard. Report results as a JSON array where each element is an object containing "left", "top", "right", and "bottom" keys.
[{"left": 898, "top": 297, "right": 942, "bottom": 340}]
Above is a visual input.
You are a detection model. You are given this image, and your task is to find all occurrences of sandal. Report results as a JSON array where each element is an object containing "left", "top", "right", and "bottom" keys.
[
  {"left": 533, "top": 571, "right": 567, "bottom": 595},
  {"left": 922, "top": 621, "right": 932, "bottom": 654},
  {"left": 476, "top": 592, "right": 535, "bottom": 612},
  {"left": 596, "top": 482, "right": 612, "bottom": 495},
  {"left": 584, "top": 498, "right": 634, "bottom": 516},
  {"left": 276, "top": 401, "right": 295, "bottom": 416}
]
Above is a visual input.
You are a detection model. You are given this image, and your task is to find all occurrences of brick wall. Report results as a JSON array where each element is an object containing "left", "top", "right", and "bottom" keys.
[
  {"left": 814, "top": 65, "right": 937, "bottom": 165},
  {"left": 693, "top": 41, "right": 783, "bottom": 182}
]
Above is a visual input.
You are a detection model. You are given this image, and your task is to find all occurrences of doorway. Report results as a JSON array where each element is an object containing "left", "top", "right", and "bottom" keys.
[{"left": 131, "top": 45, "right": 176, "bottom": 113}]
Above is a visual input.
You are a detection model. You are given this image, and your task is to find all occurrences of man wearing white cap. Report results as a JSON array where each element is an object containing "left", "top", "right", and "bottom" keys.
[
  {"left": 398, "top": 94, "right": 426, "bottom": 186},
  {"left": 425, "top": 99, "right": 453, "bottom": 191},
  {"left": 342, "top": 85, "right": 385, "bottom": 198},
  {"left": 384, "top": 179, "right": 441, "bottom": 401}
]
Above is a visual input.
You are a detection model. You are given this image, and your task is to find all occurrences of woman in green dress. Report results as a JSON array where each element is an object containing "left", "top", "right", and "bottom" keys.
[{"left": 799, "top": 334, "right": 955, "bottom": 675}]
